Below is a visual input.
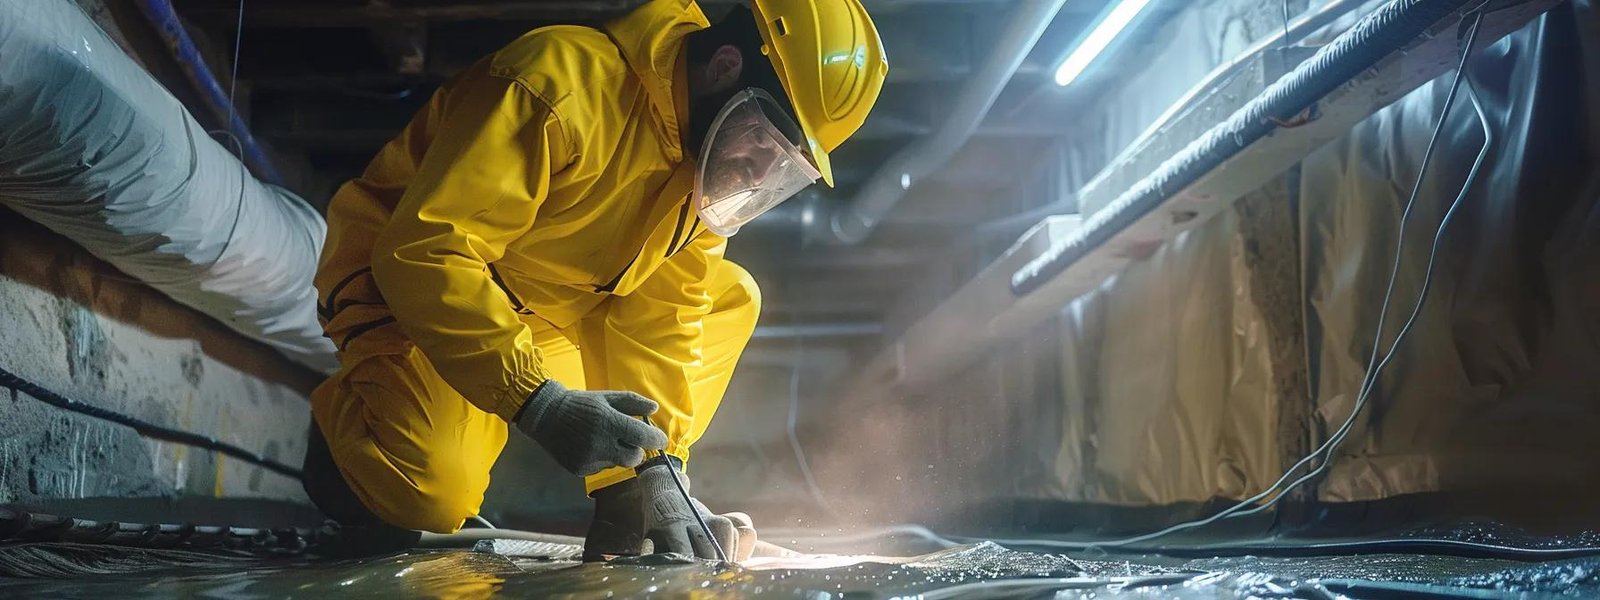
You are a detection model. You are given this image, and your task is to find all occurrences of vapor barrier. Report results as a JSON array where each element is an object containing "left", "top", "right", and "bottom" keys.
[
  {"left": 1045, "top": 3, "right": 1600, "bottom": 505},
  {"left": 799, "top": 2, "right": 1598, "bottom": 518},
  {"left": 6, "top": 538, "right": 1600, "bottom": 597},
  {"left": 0, "top": 0, "right": 336, "bottom": 372},
  {"left": 1299, "top": 2, "right": 1600, "bottom": 501}
]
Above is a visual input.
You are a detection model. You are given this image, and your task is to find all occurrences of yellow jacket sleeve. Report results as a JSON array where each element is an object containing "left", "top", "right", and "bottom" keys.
[
  {"left": 599, "top": 233, "right": 725, "bottom": 459},
  {"left": 370, "top": 74, "right": 569, "bottom": 422}
]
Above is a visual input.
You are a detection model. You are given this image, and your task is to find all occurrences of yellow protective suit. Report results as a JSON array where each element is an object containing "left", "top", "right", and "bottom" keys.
[{"left": 310, "top": 0, "right": 760, "bottom": 533}]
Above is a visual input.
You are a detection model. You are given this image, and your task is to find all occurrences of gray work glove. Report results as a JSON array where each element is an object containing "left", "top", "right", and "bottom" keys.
[
  {"left": 583, "top": 459, "right": 755, "bottom": 561},
  {"left": 514, "top": 379, "right": 669, "bottom": 477}
]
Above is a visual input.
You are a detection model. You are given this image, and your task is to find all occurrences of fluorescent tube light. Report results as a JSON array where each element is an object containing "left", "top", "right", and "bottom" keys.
[{"left": 1054, "top": 0, "right": 1153, "bottom": 87}]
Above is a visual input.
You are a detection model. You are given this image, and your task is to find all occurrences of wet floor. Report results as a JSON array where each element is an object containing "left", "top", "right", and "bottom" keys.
[{"left": 1, "top": 539, "right": 1597, "bottom": 598}]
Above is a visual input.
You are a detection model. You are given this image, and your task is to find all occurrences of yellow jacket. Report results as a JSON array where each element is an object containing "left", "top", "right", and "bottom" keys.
[{"left": 315, "top": 0, "right": 730, "bottom": 446}]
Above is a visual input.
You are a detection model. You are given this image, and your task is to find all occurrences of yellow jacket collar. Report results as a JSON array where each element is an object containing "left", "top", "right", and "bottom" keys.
[{"left": 604, "top": 0, "right": 709, "bottom": 159}]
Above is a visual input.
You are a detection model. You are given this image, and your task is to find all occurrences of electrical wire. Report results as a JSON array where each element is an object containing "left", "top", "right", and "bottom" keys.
[
  {"left": 227, "top": 0, "right": 244, "bottom": 105},
  {"left": 957, "top": 533, "right": 1600, "bottom": 562},
  {"left": 0, "top": 506, "right": 319, "bottom": 554},
  {"left": 1243, "top": 10, "right": 1492, "bottom": 521},
  {"left": 0, "top": 366, "right": 304, "bottom": 480},
  {"left": 1229, "top": 78, "right": 1493, "bottom": 523},
  {"left": 205, "top": 0, "right": 248, "bottom": 159},
  {"left": 210, "top": 0, "right": 252, "bottom": 254},
  {"left": 1282, "top": 0, "right": 1293, "bottom": 49},
  {"left": 1009, "top": 11, "right": 1488, "bottom": 550}
]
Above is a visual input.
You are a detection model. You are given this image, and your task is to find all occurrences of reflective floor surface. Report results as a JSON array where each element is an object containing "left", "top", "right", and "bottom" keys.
[{"left": 1, "top": 538, "right": 1597, "bottom": 598}]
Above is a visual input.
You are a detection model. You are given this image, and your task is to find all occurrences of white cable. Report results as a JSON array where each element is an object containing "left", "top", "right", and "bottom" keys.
[
  {"left": 1233, "top": 77, "right": 1492, "bottom": 521},
  {"left": 1067, "top": 11, "right": 1487, "bottom": 548},
  {"left": 228, "top": 0, "right": 244, "bottom": 105}
]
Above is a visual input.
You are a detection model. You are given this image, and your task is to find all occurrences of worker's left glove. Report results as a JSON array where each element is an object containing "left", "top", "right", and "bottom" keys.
[
  {"left": 583, "top": 458, "right": 756, "bottom": 562},
  {"left": 514, "top": 379, "right": 669, "bottom": 477}
]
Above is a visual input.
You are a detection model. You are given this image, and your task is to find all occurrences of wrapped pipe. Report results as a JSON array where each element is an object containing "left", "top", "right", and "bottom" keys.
[
  {"left": 1010, "top": 0, "right": 1475, "bottom": 295},
  {"left": 0, "top": 0, "right": 337, "bottom": 372},
  {"left": 812, "top": 0, "right": 1068, "bottom": 245}
]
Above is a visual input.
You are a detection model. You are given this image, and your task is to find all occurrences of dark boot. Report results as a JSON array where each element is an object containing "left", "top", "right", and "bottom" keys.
[{"left": 301, "top": 423, "right": 421, "bottom": 558}]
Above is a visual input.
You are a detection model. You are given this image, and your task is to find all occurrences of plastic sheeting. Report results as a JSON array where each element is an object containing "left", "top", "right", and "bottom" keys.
[
  {"left": 1046, "top": 209, "right": 1285, "bottom": 505},
  {"left": 0, "top": 0, "right": 336, "bottom": 372},
  {"left": 1301, "top": 2, "right": 1600, "bottom": 501},
  {"left": 1045, "top": 2, "right": 1600, "bottom": 505},
  {"left": 798, "top": 1, "right": 1598, "bottom": 519},
  {"left": 6, "top": 541, "right": 1600, "bottom": 598}
]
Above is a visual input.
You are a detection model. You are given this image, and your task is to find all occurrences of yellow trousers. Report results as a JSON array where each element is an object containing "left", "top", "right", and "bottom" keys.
[{"left": 310, "top": 261, "right": 759, "bottom": 533}]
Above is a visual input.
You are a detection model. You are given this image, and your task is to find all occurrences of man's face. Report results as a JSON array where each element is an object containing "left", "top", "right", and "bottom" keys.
[{"left": 706, "top": 108, "right": 789, "bottom": 191}]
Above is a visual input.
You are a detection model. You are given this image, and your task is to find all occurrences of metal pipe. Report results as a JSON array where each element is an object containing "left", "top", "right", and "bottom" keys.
[
  {"left": 133, "top": 0, "right": 284, "bottom": 185},
  {"left": 811, "top": 0, "right": 1068, "bottom": 245},
  {"left": 1012, "top": 0, "right": 1479, "bottom": 295},
  {"left": 751, "top": 322, "right": 884, "bottom": 340}
]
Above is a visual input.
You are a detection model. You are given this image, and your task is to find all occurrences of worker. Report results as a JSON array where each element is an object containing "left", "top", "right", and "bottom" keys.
[{"left": 299, "top": 0, "right": 887, "bottom": 560}]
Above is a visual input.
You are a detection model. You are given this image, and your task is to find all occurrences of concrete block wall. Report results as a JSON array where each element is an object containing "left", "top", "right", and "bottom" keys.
[{"left": 0, "top": 212, "right": 318, "bottom": 508}]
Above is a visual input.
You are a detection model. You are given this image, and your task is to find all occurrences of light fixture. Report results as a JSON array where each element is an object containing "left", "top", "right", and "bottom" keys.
[{"left": 1053, "top": 0, "right": 1153, "bottom": 87}]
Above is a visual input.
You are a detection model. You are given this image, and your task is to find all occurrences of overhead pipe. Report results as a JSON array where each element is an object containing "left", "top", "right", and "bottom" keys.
[
  {"left": 1011, "top": 0, "right": 1481, "bottom": 295},
  {"left": 750, "top": 322, "right": 884, "bottom": 340},
  {"left": 133, "top": 0, "right": 284, "bottom": 186},
  {"left": 810, "top": 0, "right": 1068, "bottom": 245},
  {"left": 832, "top": 0, "right": 1552, "bottom": 398},
  {"left": 974, "top": 0, "right": 1357, "bottom": 244},
  {"left": 0, "top": 0, "right": 335, "bottom": 372}
]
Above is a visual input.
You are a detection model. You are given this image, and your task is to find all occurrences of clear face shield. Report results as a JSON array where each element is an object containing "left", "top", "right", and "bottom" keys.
[{"left": 695, "top": 88, "right": 821, "bottom": 236}]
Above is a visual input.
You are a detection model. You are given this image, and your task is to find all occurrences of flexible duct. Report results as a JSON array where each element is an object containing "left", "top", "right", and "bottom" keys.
[
  {"left": 812, "top": 0, "right": 1067, "bottom": 245},
  {"left": 1011, "top": 0, "right": 1475, "bottom": 295},
  {"left": 0, "top": 0, "right": 337, "bottom": 372}
]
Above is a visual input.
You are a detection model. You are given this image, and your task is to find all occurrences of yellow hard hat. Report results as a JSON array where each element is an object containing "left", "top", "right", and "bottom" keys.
[{"left": 749, "top": 0, "right": 888, "bottom": 187}]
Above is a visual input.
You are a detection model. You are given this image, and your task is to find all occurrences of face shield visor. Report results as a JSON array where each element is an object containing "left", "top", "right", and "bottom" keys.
[{"left": 695, "top": 88, "right": 821, "bottom": 236}]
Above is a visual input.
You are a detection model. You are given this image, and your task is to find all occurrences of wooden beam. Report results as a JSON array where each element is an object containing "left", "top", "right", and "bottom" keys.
[{"left": 186, "top": 0, "right": 1018, "bottom": 27}]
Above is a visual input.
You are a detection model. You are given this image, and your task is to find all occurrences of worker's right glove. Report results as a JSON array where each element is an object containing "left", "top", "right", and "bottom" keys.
[
  {"left": 583, "top": 458, "right": 756, "bottom": 561},
  {"left": 514, "top": 379, "right": 669, "bottom": 477}
]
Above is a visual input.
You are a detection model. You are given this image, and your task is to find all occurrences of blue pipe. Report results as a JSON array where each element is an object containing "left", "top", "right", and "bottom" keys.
[{"left": 133, "top": 0, "right": 284, "bottom": 186}]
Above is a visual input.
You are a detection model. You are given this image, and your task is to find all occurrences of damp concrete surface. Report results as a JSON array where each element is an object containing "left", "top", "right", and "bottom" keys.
[{"left": 0, "top": 538, "right": 1596, "bottom": 598}]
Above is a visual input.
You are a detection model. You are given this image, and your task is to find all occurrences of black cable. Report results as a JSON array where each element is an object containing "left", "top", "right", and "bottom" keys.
[
  {"left": 1035, "top": 11, "right": 1487, "bottom": 550},
  {"left": 961, "top": 534, "right": 1600, "bottom": 562},
  {"left": 0, "top": 506, "right": 319, "bottom": 553},
  {"left": 0, "top": 366, "right": 304, "bottom": 480}
]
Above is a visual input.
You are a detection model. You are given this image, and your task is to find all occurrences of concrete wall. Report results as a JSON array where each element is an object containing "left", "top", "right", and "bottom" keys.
[{"left": 0, "top": 212, "right": 318, "bottom": 508}]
